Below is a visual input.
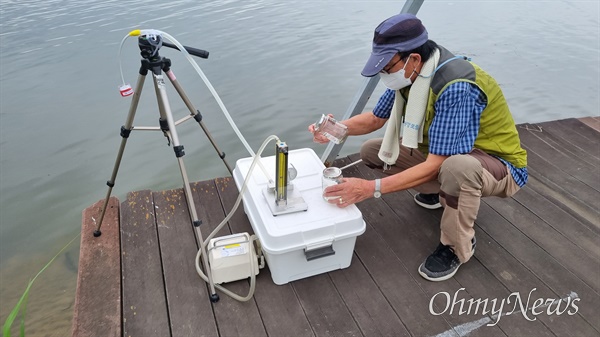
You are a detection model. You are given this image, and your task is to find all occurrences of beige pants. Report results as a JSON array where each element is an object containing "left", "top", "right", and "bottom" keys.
[{"left": 360, "top": 138, "right": 520, "bottom": 263}]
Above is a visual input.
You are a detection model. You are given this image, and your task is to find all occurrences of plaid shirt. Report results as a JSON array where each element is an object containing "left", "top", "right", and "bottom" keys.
[{"left": 373, "top": 84, "right": 528, "bottom": 187}]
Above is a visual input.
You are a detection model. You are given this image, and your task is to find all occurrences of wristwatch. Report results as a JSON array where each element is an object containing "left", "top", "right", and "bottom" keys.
[{"left": 374, "top": 179, "right": 382, "bottom": 198}]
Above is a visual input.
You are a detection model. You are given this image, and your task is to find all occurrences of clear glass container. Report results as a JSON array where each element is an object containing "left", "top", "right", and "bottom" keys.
[
  {"left": 322, "top": 167, "right": 343, "bottom": 201},
  {"left": 314, "top": 114, "right": 348, "bottom": 144}
]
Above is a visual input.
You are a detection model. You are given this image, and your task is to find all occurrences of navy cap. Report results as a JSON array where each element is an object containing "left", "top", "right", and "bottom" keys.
[{"left": 361, "top": 13, "right": 428, "bottom": 77}]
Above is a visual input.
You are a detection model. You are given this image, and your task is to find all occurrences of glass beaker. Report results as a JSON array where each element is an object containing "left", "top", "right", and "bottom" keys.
[
  {"left": 322, "top": 167, "right": 343, "bottom": 201},
  {"left": 314, "top": 114, "right": 348, "bottom": 144}
]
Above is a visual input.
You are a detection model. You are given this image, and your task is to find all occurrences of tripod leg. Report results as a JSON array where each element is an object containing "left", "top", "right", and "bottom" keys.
[
  {"left": 94, "top": 72, "right": 147, "bottom": 237},
  {"left": 152, "top": 72, "right": 220, "bottom": 302},
  {"left": 165, "top": 70, "right": 233, "bottom": 175}
]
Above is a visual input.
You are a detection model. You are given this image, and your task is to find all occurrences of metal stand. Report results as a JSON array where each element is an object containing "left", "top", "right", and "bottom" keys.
[{"left": 93, "top": 33, "right": 228, "bottom": 302}]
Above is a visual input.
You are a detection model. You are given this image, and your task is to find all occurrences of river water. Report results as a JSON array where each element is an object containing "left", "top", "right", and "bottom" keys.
[{"left": 0, "top": 0, "right": 598, "bottom": 335}]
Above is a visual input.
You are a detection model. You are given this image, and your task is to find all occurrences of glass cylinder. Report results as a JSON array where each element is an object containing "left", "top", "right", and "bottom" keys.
[{"left": 322, "top": 167, "right": 343, "bottom": 201}]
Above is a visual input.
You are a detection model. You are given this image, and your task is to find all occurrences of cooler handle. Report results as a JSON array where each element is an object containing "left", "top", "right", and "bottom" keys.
[{"left": 304, "top": 245, "right": 335, "bottom": 261}]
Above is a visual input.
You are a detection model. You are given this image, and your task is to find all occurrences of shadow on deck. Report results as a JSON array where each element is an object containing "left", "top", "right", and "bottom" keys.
[{"left": 72, "top": 117, "right": 599, "bottom": 337}]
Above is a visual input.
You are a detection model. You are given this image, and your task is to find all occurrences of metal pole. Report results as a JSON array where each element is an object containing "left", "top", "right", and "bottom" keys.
[{"left": 321, "top": 0, "right": 425, "bottom": 165}]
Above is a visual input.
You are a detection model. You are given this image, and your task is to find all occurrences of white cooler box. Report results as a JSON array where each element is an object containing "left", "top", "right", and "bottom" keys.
[{"left": 233, "top": 148, "right": 365, "bottom": 285}]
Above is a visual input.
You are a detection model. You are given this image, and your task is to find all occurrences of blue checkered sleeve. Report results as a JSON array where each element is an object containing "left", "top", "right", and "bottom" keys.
[
  {"left": 373, "top": 89, "right": 395, "bottom": 118},
  {"left": 429, "top": 82, "right": 487, "bottom": 155}
]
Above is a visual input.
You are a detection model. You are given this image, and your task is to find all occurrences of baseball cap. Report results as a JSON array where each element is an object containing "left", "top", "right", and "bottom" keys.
[{"left": 361, "top": 13, "right": 428, "bottom": 77}]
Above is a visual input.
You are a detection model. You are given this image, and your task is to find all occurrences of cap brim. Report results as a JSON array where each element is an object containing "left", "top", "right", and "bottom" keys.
[{"left": 361, "top": 51, "right": 396, "bottom": 77}]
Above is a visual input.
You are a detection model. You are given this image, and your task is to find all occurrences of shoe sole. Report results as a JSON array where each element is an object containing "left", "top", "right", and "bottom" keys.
[
  {"left": 413, "top": 195, "right": 442, "bottom": 210},
  {"left": 418, "top": 262, "right": 461, "bottom": 281}
]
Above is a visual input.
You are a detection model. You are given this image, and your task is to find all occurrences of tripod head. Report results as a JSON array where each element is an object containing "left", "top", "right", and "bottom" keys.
[
  {"left": 137, "top": 32, "right": 209, "bottom": 61},
  {"left": 138, "top": 33, "right": 163, "bottom": 62}
]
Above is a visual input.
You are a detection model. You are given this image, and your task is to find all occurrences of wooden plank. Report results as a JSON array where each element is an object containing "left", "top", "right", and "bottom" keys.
[
  {"left": 518, "top": 124, "right": 599, "bottom": 175},
  {"left": 524, "top": 173, "right": 598, "bottom": 230},
  {"left": 540, "top": 118, "right": 600, "bottom": 146},
  {"left": 382, "top": 173, "right": 595, "bottom": 336},
  {"left": 252, "top": 268, "right": 315, "bottom": 337},
  {"left": 190, "top": 180, "right": 267, "bottom": 337},
  {"left": 402, "top": 189, "right": 561, "bottom": 337},
  {"left": 351, "top": 206, "right": 455, "bottom": 336},
  {"left": 292, "top": 273, "right": 363, "bottom": 337},
  {"left": 349, "top": 156, "right": 547, "bottom": 337},
  {"left": 328, "top": 254, "right": 411, "bottom": 337},
  {"left": 348, "top": 158, "right": 506, "bottom": 336},
  {"left": 522, "top": 144, "right": 598, "bottom": 204},
  {"left": 214, "top": 177, "right": 315, "bottom": 337},
  {"left": 335, "top": 157, "right": 455, "bottom": 336},
  {"left": 520, "top": 146, "right": 598, "bottom": 219},
  {"left": 346, "top": 138, "right": 597, "bottom": 335},
  {"left": 71, "top": 197, "right": 121, "bottom": 337},
  {"left": 368, "top": 167, "right": 502, "bottom": 331},
  {"left": 484, "top": 195, "right": 600, "bottom": 293},
  {"left": 518, "top": 127, "right": 599, "bottom": 190},
  {"left": 466, "top": 223, "right": 598, "bottom": 337},
  {"left": 518, "top": 119, "right": 600, "bottom": 167},
  {"left": 511, "top": 183, "right": 600, "bottom": 260},
  {"left": 354, "top": 223, "right": 459, "bottom": 336},
  {"left": 475, "top": 200, "right": 600, "bottom": 335},
  {"left": 153, "top": 188, "right": 218, "bottom": 337},
  {"left": 518, "top": 123, "right": 600, "bottom": 164},
  {"left": 120, "top": 190, "right": 170, "bottom": 337},
  {"left": 578, "top": 117, "right": 600, "bottom": 133}
]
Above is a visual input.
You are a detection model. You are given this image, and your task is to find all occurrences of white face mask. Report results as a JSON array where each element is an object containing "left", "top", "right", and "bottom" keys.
[{"left": 379, "top": 58, "right": 413, "bottom": 90}]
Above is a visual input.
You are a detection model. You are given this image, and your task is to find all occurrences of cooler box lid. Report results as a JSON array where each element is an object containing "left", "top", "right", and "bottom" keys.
[{"left": 233, "top": 148, "right": 365, "bottom": 254}]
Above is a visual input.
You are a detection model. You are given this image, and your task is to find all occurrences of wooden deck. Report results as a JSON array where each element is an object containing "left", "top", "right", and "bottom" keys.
[{"left": 72, "top": 117, "right": 600, "bottom": 337}]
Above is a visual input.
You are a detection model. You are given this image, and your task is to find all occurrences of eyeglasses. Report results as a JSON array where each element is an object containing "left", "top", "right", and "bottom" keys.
[{"left": 381, "top": 55, "right": 403, "bottom": 74}]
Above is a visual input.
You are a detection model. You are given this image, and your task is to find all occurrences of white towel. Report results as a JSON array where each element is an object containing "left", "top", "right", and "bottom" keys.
[{"left": 378, "top": 48, "right": 440, "bottom": 166}]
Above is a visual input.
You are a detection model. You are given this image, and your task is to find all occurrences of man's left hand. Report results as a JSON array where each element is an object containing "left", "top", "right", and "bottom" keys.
[{"left": 323, "top": 177, "right": 373, "bottom": 208}]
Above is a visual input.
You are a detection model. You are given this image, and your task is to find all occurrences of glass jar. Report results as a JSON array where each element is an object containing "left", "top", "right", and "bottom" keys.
[
  {"left": 322, "top": 167, "right": 343, "bottom": 201},
  {"left": 314, "top": 114, "right": 348, "bottom": 144}
]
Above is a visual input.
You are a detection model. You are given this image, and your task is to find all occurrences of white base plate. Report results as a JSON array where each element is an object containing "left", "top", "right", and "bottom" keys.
[{"left": 261, "top": 186, "right": 308, "bottom": 216}]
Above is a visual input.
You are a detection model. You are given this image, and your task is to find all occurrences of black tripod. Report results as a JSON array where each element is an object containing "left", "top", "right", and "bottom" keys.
[{"left": 94, "top": 32, "right": 230, "bottom": 302}]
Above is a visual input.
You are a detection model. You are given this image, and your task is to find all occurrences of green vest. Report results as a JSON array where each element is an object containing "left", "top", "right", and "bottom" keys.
[{"left": 405, "top": 46, "right": 527, "bottom": 168}]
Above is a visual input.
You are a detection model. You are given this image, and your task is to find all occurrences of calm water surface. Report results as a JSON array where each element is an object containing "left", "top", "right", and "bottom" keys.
[{"left": 0, "top": 0, "right": 598, "bottom": 334}]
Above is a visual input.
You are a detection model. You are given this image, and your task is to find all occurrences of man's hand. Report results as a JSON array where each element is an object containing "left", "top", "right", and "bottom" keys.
[
  {"left": 308, "top": 124, "right": 329, "bottom": 144},
  {"left": 323, "top": 177, "right": 374, "bottom": 208},
  {"left": 308, "top": 114, "right": 335, "bottom": 144}
]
